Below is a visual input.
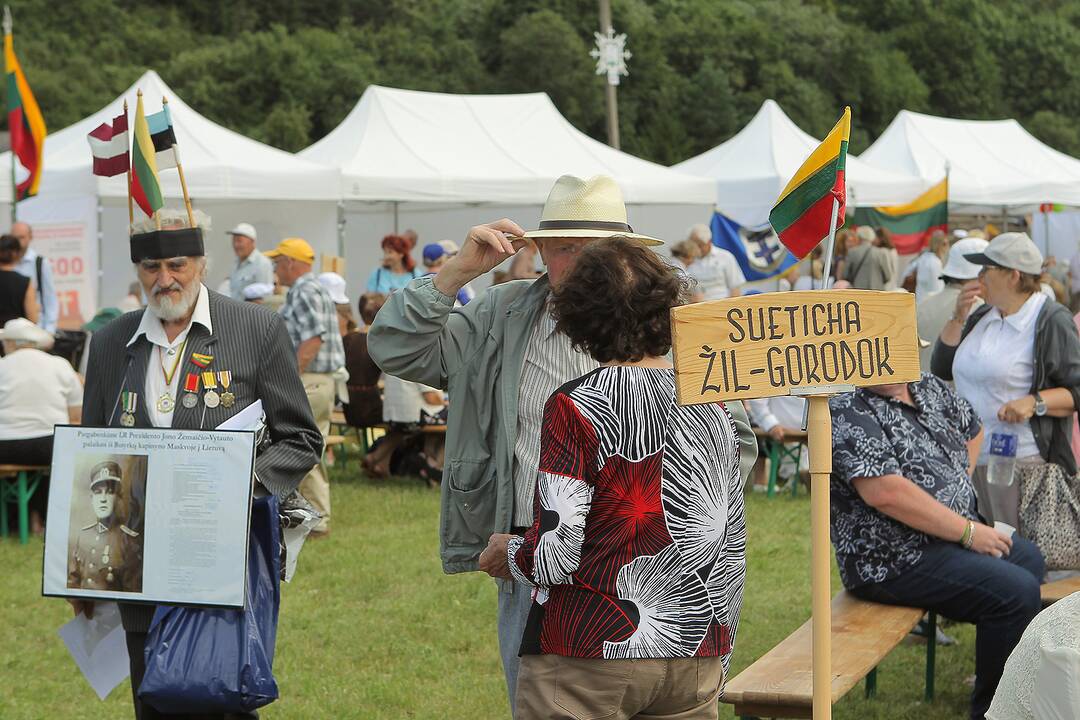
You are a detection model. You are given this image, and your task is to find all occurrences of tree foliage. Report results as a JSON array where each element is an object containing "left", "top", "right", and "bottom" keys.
[{"left": 6, "top": 0, "right": 1080, "bottom": 159}]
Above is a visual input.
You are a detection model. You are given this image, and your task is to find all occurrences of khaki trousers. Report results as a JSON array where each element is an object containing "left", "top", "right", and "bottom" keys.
[
  {"left": 299, "top": 372, "right": 335, "bottom": 532},
  {"left": 515, "top": 654, "right": 725, "bottom": 720}
]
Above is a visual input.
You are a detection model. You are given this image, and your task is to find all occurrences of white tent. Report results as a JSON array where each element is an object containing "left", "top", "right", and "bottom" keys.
[
  {"left": 300, "top": 85, "right": 716, "bottom": 296},
  {"left": 0, "top": 70, "right": 341, "bottom": 320},
  {"left": 673, "top": 99, "right": 929, "bottom": 228},
  {"left": 859, "top": 110, "right": 1080, "bottom": 209}
]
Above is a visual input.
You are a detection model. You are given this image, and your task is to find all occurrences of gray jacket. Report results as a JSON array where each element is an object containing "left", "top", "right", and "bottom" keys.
[
  {"left": 369, "top": 274, "right": 758, "bottom": 573},
  {"left": 931, "top": 299, "right": 1080, "bottom": 474},
  {"left": 83, "top": 289, "right": 322, "bottom": 630}
]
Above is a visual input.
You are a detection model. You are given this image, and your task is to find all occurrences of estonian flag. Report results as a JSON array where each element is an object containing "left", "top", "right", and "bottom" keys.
[{"left": 710, "top": 211, "right": 799, "bottom": 282}]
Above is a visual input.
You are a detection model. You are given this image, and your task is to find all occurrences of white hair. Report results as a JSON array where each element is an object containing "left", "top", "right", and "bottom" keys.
[
  {"left": 130, "top": 208, "right": 212, "bottom": 235},
  {"left": 688, "top": 223, "right": 712, "bottom": 245}
]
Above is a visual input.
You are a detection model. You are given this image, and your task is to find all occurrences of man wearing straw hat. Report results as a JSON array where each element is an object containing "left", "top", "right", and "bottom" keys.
[{"left": 369, "top": 174, "right": 758, "bottom": 711}]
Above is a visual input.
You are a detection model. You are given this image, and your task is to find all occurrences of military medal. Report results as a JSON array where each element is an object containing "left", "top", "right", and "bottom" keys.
[
  {"left": 202, "top": 370, "right": 221, "bottom": 408},
  {"left": 182, "top": 373, "right": 200, "bottom": 409},
  {"left": 219, "top": 370, "right": 235, "bottom": 408},
  {"left": 120, "top": 391, "right": 137, "bottom": 427},
  {"left": 156, "top": 340, "right": 188, "bottom": 414}
]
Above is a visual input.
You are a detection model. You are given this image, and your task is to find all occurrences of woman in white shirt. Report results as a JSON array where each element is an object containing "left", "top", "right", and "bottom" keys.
[
  {"left": 931, "top": 233, "right": 1080, "bottom": 529},
  {"left": 0, "top": 318, "right": 83, "bottom": 533}
]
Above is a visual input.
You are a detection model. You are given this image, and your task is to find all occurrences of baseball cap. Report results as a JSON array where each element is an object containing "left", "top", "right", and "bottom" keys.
[
  {"left": 964, "top": 232, "right": 1043, "bottom": 275},
  {"left": 941, "top": 237, "right": 989, "bottom": 281},
  {"left": 317, "top": 272, "right": 350, "bottom": 304},
  {"left": 423, "top": 243, "right": 449, "bottom": 265},
  {"left": 228, "top": 222, "right": 257, "bottom": 241},
  {"left": 437, "top": 239, "right": 460, "bottom": 255},
  {"left": 264, "top": 237, "right": 315, "bottom": 264}
]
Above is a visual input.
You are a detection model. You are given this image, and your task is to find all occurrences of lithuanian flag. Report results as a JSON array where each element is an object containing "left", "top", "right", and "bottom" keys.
[
  {"left": 769, "top": 107, "right": 850, "bottom": 259},
  {"left": 853, "top": 179, "right": 948, "bottom": 255},
  {"left": 4, "top": 9, "right": 46, "bottom": 202},
  {"left": 131, "top": 92, "right": 163, "bottom": 218}
]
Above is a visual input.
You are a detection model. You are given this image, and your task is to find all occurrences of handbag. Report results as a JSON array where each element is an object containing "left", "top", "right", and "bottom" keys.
[
  {"left": 138, "top": 496, "right": 282, "bottom": 713},
  {"left": 1017, "top": 463, "right": 1080, "bottom": 570}
]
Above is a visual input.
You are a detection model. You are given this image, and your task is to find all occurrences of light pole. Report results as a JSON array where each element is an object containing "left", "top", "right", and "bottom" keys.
[{"left": 592, "top": 0, "right": 630, "bottom": 149}]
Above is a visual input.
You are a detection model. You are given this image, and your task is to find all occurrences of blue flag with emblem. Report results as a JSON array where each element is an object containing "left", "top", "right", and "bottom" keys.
[{"left": 710, "top": 210, "right": 798, "bottom": 282}]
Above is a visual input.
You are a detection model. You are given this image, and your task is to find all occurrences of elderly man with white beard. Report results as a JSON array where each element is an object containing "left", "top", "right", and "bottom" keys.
[{"left": 77, "top": 209, "right": 322, "bottom": 720}]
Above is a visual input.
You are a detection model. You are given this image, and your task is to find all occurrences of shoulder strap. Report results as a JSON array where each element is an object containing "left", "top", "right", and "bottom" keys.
[{"left": 35, "top": 255, "right": 44, "bottom": 302}]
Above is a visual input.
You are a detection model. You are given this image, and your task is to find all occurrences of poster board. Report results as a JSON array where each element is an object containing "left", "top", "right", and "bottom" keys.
[
  {"left": 43, "top": 426, "right": 256, "bottom": 608},
  {"left": 671, "top": 290, "right": 921, "bottom": 404}
]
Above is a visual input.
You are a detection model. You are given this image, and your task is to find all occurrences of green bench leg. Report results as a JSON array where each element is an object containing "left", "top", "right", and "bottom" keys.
[
  {"left": 925, "top": 611, "right": 937, "bottom": 702},
  {"left": 865, "top": 665, "right": 878, "bottom": 698},
  {"left": 766, "top": 440, "right": 780, "bottom": 497},
  {"left": 0, "top": 479, "right": 7, "bottom": 539}
]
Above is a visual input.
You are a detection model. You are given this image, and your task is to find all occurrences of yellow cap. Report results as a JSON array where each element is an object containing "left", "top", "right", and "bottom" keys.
[{"left": 265, "top": 237, "right": 315, "bottom": 264}]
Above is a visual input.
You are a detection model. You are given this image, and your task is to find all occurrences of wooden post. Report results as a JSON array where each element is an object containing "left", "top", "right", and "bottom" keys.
[
  {"left": 807, "top": 394, "right": 834, "bottom": 720},
  {"left": 173, "top": 143, "right": 196, "bottom": 229},
  {"left": 598, "top": 0, "right": 620, "bottom": 149},
  {"left": 125, "top": 100, "right": 133, "bottom": 231}
]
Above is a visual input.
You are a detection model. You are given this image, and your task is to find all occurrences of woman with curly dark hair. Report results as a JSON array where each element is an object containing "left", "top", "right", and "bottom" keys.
[{"left": 478, "top": 236, "right": 747, "bottom": 720}]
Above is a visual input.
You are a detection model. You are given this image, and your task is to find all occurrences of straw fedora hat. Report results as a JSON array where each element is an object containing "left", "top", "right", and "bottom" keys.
[{"left": 523, "top": 175, "right": 663, "bottom": 246}]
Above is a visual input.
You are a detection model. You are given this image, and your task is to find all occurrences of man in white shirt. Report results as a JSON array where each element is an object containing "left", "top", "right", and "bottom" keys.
[
  {"left": 79, "top": 209, "right": 320, "bottom": 720},
  {"left": 11, "top": 221, "right": 58, "bottom": 332},
  {"left": 686, "top": 223, "right": 745, "bottom": 299},
  {"left": 227, "top": 222, "right": 274, "bottom": 300}
]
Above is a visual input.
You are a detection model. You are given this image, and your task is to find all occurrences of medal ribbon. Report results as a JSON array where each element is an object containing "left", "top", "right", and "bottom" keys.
[
  {"left": 202, "top": 371, "right": 218, "bottom": 390},
  {"left": 191, "top": 353, "right": 214, "bottom": 368},
  {"left": 218, "top": 370, "right": 232, "bottom": 390},
  {"left": 122, "top": 391, "right": 137, "bottom": 413},
  {"left": 184, "top": 373, "right": 200, "bottom": 393},
  {"left": 159, "top": 339, "right": 188, "bottom": 386}
]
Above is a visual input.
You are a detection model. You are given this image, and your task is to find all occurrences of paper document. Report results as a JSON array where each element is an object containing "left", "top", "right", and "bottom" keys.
[
  {"left": 57, "top": 602, "right": 130, "bottom": 700},
  {"left": 216, "top": 399, "right": 264, "bottom": 431}
]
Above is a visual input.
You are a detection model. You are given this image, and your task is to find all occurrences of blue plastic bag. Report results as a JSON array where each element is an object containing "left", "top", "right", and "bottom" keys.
[{"left": 138, "top": 495, "right": 281, "bottom": 714}]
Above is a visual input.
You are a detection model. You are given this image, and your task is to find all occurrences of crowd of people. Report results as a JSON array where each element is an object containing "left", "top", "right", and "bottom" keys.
[{"left": 2, "top": 172, "right": 1080, "bottom": 720}]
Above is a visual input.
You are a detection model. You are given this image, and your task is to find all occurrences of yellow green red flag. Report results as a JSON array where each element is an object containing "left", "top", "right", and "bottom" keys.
[
  {"left": 853, "top": 178, "right": 948, "bottom": 254},
  {"left": 4, "top": 9, "right": 46, "bottom": 201},
  {"left": 769, "top": 107, "right": 851, "bottom": 259},
  {"left": 131, "top": 92, "right": 163, "bottom": 218}
]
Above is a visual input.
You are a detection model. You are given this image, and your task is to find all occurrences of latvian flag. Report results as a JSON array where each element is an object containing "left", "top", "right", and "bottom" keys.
[
  {"left": 87, "top": 112, "right": 129, "bottom": 177},
  {"left": 146, "top": 105, "right": 177, "bottom": 170}
]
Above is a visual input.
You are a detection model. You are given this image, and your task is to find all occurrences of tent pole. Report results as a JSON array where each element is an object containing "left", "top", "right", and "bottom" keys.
[
  {"left": 337, "top": 200, "right": 345, "bottom": 258},
  {"left": 393, "top": 201, "right": 399, "bottom": 234},
  {"left": 1001, "top": 206, "right": 1008, "bottom": 233},
  {"left": 96, "top": 195, "right": 103, "bottom": 313}
]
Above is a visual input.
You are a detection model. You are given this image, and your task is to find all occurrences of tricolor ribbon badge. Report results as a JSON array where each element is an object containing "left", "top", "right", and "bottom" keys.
[{"left": 191, "top": 352, "right": 213, "bottom": 368}]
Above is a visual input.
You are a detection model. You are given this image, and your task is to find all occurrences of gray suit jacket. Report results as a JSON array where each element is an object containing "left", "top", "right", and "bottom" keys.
[{"left": 82, "top": 288, "right": 322, "bottom": 630}]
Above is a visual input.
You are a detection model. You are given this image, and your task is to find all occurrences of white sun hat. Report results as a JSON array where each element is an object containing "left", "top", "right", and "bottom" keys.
[{"left": 523, "top": 175, "right": 663, "bottom": 246}]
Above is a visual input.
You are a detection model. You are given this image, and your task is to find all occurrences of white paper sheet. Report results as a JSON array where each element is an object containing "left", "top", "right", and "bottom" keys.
[
  {"left": 57, "top": 602, "right": 130, "bottom": 700},
  {"left": 216, "top": 400, "right": 264, "bottom": 431}
]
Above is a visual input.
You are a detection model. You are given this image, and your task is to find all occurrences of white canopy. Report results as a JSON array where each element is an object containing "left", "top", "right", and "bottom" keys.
[
  {"left": 299, "top": 85, "right": 715, "bottom": 205},
  {"left": 0, "top": 71, "right": 342, "bottom": 319},
  {"left": 673, "top": 99, "right": 928, "bottom": 227},
  {"left": 0, "top": 70, "right": 339, "bottom": 201},
  {"left": 859, "top": 110, "right": 1080, "bottom": 208}
]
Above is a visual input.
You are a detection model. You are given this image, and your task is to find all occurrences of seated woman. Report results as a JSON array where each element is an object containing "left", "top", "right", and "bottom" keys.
[
  {"left": 0, "top": 318, "right": 83, "bottom": 533},
  {"left": 479, "top": 237, "right": 746, "bottom": 720},
  {"left": 365, "top": 370, "right": 447, "bottom": 485},
  {"left": 830, "top": 376, "right": 1045, "bottom": 720}
]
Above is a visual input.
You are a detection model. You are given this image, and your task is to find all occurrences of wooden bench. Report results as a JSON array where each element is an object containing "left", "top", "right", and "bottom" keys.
[
  {"left": 0, "top": 464, "right": 48, "bottom": 545},
  {"left": 722, "top": 591, "right": 935, "bottom": 719},
  {"left": 752, "top": 428, "right": 809, "bottom": 498},
  {"left": 1041, "top": 575, "right": 1080, "bottom": 607}
]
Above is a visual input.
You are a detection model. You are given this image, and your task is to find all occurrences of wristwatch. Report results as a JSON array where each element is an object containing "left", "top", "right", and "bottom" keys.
[{"left": 1034, "top": 392, "right": 1048, "bottom": 417}]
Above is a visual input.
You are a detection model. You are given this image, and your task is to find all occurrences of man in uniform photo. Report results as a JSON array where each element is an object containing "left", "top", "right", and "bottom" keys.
[{"left": 67, "top": 460, "right": 143, "bottom": 593}]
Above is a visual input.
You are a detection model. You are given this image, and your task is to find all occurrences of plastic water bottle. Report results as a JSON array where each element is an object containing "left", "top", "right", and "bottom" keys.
[{"left": 987, "top": 432, "right": 1017, "bottom": 487}]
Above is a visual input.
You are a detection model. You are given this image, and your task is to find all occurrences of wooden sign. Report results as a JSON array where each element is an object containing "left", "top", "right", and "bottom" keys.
[{"left": 671, "top": 290, "right": 921, "bottom": 404}]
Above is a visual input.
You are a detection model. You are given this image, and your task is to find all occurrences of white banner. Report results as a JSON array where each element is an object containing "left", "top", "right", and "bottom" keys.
[{"left": 33, "top": 221, "right": 94, "bottom": 327}]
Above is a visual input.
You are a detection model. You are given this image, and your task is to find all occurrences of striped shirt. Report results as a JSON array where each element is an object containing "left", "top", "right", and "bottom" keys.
[{"left": 512, "top": 301, "right": 599, "bottom": 526}]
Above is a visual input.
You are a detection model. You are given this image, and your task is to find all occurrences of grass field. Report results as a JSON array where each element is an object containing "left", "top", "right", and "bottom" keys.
[{"left": 0, "top": 461, "right": 977, "bottom": 719}]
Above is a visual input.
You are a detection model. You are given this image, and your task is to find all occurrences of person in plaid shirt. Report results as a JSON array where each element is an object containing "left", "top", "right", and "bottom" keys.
[{"left": 267, "top": 237, "right": 345, "bottom": 535}]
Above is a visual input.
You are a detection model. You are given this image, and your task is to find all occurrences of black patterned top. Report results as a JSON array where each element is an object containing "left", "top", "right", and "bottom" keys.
[
  {"left": 829, "top": 373, "right": 981, "bottom": 588},
  {"left": 507, "top": 366, "right": 746, "bottom": 669}
]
